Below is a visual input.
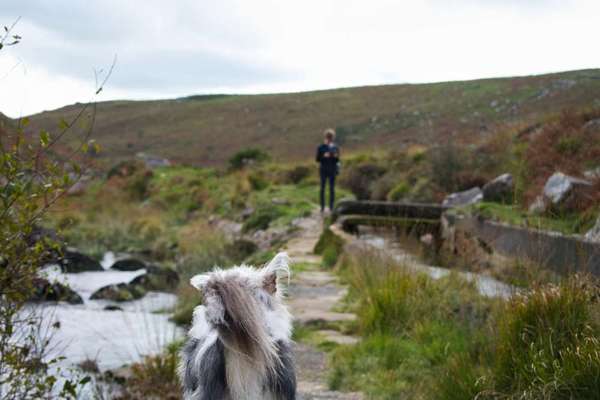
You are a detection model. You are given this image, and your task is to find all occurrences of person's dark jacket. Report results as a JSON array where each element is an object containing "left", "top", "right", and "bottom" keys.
[{"left": 316, "top": 143, "right": 339, "bottom": 175}]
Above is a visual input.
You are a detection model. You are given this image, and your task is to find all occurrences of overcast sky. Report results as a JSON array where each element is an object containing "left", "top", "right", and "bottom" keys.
[{"left": 0, "top": 0, "right": 599, "bottom": 117}]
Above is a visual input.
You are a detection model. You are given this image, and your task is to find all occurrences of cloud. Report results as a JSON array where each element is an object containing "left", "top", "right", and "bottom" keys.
[{"left": 0, "top": 0, "right": 599, "bottom": 117}]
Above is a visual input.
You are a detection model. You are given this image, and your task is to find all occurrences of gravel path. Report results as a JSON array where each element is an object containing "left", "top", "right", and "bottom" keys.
[{"left": 281, "top": 212, "right": 363, "bottom": 400}]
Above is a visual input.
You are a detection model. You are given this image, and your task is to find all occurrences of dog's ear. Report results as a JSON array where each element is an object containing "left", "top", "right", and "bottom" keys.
[
  {"left": 263, "top": 252, "right": 290, "bottom": 294},
  {"left": 265, "top": 252, "right": 290, "bottom": 273},
  {"left": 263, "top": 272, "right": 277, "bottom": 294},
  {"left": 190, "top": 273, "right": 210, "bottom": 291}
]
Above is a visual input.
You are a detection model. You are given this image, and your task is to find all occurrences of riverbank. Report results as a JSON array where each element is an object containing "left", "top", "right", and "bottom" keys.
[{"left": 319, "top": 220, "right": 600, "bottom": 399}]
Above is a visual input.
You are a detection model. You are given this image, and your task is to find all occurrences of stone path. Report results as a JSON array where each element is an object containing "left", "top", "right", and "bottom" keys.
[{"left": 281, "top": 212, "right": 362, "bottom": 400}]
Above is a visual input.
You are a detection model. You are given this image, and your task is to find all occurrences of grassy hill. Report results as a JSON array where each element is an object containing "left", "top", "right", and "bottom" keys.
[{"left": 18, "top": 69, "right": 600, "bottom": 167}]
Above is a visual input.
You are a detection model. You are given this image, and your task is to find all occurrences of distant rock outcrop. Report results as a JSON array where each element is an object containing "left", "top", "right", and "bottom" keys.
[
  {"left": 442, "top": 187, "right": 483, "bottom": 208},
  {"left": 136, "top": 152, "right": 171, "bottom": 169},
  {"left": 482, "top": 173, "right": 514, "bottom": 203}
]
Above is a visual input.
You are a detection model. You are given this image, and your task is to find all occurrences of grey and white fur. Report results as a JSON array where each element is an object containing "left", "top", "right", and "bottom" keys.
[{"left": 179, "top": 252, "right": 296, "bottom": 400}]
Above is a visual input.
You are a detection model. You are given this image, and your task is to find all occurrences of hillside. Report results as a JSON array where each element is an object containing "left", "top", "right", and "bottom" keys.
[{"left": 19, "top": 69, "right": 600, "bottom": 167}]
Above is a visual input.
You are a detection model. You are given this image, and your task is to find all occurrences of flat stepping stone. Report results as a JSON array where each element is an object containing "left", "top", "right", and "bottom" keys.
[
  {"left": 292, "top": 254, "right": 323, "bottom": 264},
  {"left": 317, "top": 330, "right": 360, "bottom": 345}
]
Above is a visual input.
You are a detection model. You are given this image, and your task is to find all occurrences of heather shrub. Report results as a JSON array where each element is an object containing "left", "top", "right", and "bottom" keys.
[{"left": 339, "top": 163, "right": 387, "bottom": 200}]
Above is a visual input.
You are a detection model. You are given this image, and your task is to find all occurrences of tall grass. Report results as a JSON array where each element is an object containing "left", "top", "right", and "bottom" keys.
[
  {"left": 330, "top": 248, "right": 600, "bottom": 400},
  {"left": 330, "top": 249, "right": 493, "bottom": 399},
  {"left": 489, "top": 278, "right": 600, "bottom": 399}
]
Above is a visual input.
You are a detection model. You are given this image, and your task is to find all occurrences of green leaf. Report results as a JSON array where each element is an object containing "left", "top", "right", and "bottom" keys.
[
  {"left": 59, "top": 118, "right": 69, "bottom": 130},
  {"left": 20, "top": 117, "right": 29, "bottom": 127},
  {"left": 39, "top": 130, "right": 50, "bottom": 147},
  {"left": 71, "top": 162, "right": 81, "bottom": 175}
]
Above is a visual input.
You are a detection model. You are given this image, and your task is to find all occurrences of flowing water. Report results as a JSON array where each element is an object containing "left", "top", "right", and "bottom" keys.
[
  {"left": 37, "top": 255, "right": 183, "bottom": 372},
  {"left": 355, "top": 228, "right": 515, "bottom": 299}
]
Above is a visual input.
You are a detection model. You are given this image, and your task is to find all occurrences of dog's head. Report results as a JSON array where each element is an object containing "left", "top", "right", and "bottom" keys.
[{"left": 189, "top": 252, "right": 291, "bottom": 328}]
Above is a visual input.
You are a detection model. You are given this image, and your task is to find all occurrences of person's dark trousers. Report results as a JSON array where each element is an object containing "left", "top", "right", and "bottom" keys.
[{"left": 320, "top": 171, "right": 336, "bottom": 212}]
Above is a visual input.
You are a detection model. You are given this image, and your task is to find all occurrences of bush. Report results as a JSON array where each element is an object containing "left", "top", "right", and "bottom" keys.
[
  {"left": 429, "top": 142, "right": 465, "bottom": 193},
  {"left": 285, "top": 165, "right": 311, "bottom": 184},
  {"left": 248, "top": 171, "right": 269, "bottom": 191},
  {"left": 314, "top": 228, "right": 345, "bottom": 268},
  {"left": 225, "top": 238, "right": 258, "bottom": 263},
  {"left": 322, "top": 246, "right": 340, "bottom": 268},
  {"left": 339, "top": 163, "right": 387, "bottom": 200},
  {"left": 242, "top": 206, "right": 282, "bottom": 233},
  {"left": 370, "top": 171, "right": 402, "bottom": 201},
  {"left": 524, "top": 109, "right": 600, "bottom": 205},
  {"left": 387, "top": 181, "right": 410, "bottom": 201},
  {"left": 491, "top": 277, "right": 600, "bottom": 399},
  {"left": 228, "top": 147, "right": 270, "bottom": 170}
]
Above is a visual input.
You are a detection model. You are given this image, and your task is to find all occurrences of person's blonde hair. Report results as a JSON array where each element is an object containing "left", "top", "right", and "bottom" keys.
[{"left": 323, "top": 128, "right": 336, "bottom": 141}]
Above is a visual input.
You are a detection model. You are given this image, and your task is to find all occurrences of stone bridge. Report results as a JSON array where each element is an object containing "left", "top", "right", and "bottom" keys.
[{"left": 332, "top": 200, "right": 448, "bottom": 235}]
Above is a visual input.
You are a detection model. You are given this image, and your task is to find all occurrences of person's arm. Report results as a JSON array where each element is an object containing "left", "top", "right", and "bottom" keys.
[
  {"left": 316, "top": 146, "right": 322, "bottom": 162},
  {"left": 333, "top": 146, "right": 340, "bottom": 162}
]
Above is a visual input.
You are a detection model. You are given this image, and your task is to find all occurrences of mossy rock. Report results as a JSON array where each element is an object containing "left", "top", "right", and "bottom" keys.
[
  {"left": 30, "top": 278, "right": 83, "bottom": 305},
  {"left": 90, "top": 282, "right": 146, "bottom": 302},
  {"left": 110, "top": 258, "right": 147, "bottom": 271},
  {"left": 130, "top": 265, "right": 180, "bottom": 291}
]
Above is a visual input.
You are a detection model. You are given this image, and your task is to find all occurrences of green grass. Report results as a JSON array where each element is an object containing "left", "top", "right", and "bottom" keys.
[
  {"left": 472, "top": 202, "right": 597, "bottom": 235},
  {"left": 330, "top": 249, "right": 493, "bottom": 399},
  {"left": 330, "top": 247, "right": 600, "bottom": 399},
  {"left": 491, "top": 279, "right": 600, "bottom": 399},
  {"left": 314, "top": 227, "right": 346, "bottom": 268}
]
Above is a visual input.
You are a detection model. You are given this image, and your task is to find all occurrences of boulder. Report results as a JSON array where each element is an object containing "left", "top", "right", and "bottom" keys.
[
  {"left": 420, "top": 233, "right": 434, "bottom": 246},
  {"left": 90, "top": 283, "right": 146, "bottom": 302},
  {"left": 442, "top": 187, "right": 483, "bottom": 208},
  {"left": 583, "top": 118, "right": 600, "bottom": 133},
  {"left": 528, "top": 196, "right": 547, "bottom": 214},
  {"left": 482, "top": 173, "right": 514, "bottom": 203},
  {"left": 136, "top": 152, "right": 171, "bottom": 169},
  {"left": 30, "top": 278, "right": 83, "bottom": 304},
  {"left": 541, "top": 172, "right": 592, "bottom": 211},
  {"left": 107, "top": 159, "right": 147, "bottom": 179},
  {"left": 130, "top": 265, "right": 180, "bottom": 291},
  {"left": 104, "top": 305, "right": 124, "bottom": 311},
  {"left": 585, "top": 217, "right": 600, "bottom": 242},
  {"left": 241, "top": 207, "right": 255, "bottom": 220},
  {"left": 110, "top": 258, "right": 147, "bottom": 271},
  {"left": 583, "top": 167, "right": 600, "bottom": 180},
  {"left": 59, "top": 248, "right": 103, "bottom": 273}
]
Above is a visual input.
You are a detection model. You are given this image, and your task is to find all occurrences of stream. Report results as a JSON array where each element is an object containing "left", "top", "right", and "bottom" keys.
[
  {"left": 354, "top": 227, "right": 515, "bottom": 299},
  {"left": 37, "top": 252, "right": 183, "bottom": 372}
]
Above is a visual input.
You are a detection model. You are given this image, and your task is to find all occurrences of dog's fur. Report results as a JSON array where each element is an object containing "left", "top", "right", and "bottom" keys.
[{"left": 179, "top": 252, "right": 296, "bottom": 400}]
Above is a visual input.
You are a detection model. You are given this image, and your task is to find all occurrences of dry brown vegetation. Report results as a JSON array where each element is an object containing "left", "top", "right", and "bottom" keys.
[{"left": 19, "top": 69, "right": 600, "bottom": 168}]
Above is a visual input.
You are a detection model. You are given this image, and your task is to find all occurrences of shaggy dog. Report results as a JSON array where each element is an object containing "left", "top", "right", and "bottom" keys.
[{"left": 179, "top": 252, "right": 296, "bottom": 400}]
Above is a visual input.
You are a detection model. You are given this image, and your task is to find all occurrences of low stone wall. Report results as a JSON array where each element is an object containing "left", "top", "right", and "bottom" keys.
[
  {"left": 334, "top": 200, "right": 448, "bottom": 221},
  {"left": 445, "top": 214, "right": 600, "bottom": 277}
]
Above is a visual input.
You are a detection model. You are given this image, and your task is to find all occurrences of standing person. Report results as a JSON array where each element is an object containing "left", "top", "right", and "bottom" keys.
[{"left": 316, "top": 128, "right": 340, "bottom": 213}]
